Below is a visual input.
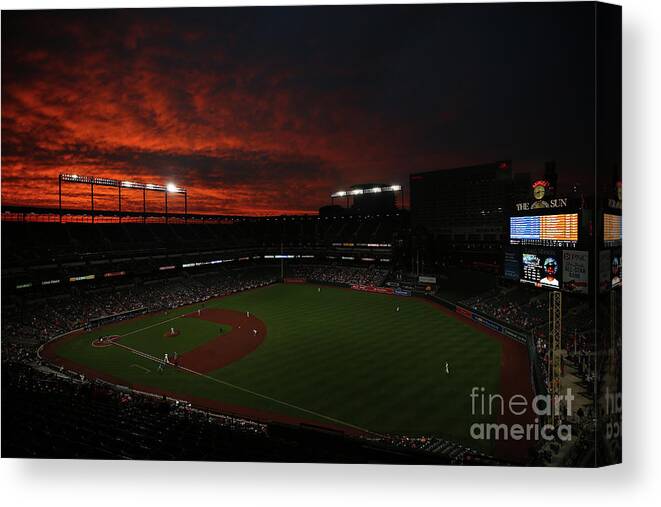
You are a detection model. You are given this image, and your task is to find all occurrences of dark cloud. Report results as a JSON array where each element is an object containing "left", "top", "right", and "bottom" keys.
[{"left": 2, "top": 4, "right": 596, "bottom": 214}]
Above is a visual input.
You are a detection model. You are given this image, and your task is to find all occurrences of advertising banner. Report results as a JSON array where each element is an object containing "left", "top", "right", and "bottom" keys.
[
  {"left": 454, "top": 306, "right": 528, "bottom": 344},
  {"left": 455, "top": 306, "right": 473, "bottom": 319},
  {"left": 562, "top": 250, "right": 589, "bottom": 294},
  {"left": 472, "top": 313, "right": 504, "bottom": 333},
  {"left": 500, "top": 327, "right": 529, "bottom": 345},
  {"left": 351, "top": 285, "right": 394, "bottom": 295}
]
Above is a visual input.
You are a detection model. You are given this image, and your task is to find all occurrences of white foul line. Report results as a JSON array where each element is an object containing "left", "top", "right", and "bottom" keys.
[
  {"left": 130, "top": 363, "right": 152, "bottom": 374},
  {"left": 119, "top": 313, "right": 186, "bottom": 338},
  {"left": 110, "top": 341, "right": 379, "bottom": 436}
]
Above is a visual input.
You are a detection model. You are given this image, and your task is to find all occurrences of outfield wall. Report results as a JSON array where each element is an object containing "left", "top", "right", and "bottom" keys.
[
  {"left": 425, "top": 294, "right": 547, "bottom": 397},
  {"left": 285, "top": 276, "right": 546, "bottom": 397},
  {"left": 295, "top": 277, "right": 544, "bottom": 397}
]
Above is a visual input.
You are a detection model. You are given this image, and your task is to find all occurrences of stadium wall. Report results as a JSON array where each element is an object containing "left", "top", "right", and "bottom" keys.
[{"left": 425, "top": 294, "right": 546, "bottom": 397}]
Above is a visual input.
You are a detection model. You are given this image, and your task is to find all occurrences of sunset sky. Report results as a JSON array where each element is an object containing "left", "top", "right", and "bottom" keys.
[{"left": 2, "top": 3, "right": 596, "bottom": 215}]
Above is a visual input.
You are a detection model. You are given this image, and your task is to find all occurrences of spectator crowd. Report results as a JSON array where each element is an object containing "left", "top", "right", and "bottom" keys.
[
  {"left": 461, "top": 286, "right": 547, "bottom": 331},
  {"left": 288, "top": 265, "right": 389, "bottom": 287},
  {"left": 1, "top": 266, "right": 279, "bottom": 364}
]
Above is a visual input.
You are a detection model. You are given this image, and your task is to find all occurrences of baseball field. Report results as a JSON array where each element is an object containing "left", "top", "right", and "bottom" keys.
[{"left": 42, "top": 283, "right": 531, "bottom": 456}]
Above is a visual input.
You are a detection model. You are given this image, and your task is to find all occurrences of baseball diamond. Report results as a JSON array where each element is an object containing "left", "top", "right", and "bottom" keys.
[{"left": 40, "top": 283, "right": 533, "bottom": 461}]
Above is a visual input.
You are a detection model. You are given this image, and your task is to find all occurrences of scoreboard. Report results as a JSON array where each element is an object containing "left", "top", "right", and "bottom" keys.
[
  {"left": 506, "top": 204, "right": 588, "bottom": 293},
  {"left": 510, "top": 213, "right": 578, "bottom": 247},
  {"left": 604, "top": 213, "right": 622, "bottom": 245}
]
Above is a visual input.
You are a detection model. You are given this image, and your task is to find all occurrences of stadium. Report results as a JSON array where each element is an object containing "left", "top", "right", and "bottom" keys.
[
  {"left": 1, "top": 161, "right": 621, "bottom": 466},
  {"left": 1, "top": 4, "right": 621, "bottom": 468}
]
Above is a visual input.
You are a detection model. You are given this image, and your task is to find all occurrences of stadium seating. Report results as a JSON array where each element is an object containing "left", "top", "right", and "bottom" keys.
[
  {"left": 1, "top": 214, "right": 404, "bottom": 265},
  {"left": 1, "top": 364, "right": 471, "bottom": 464}
]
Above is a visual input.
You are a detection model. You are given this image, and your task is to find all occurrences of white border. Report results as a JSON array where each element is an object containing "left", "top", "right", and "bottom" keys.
[{"left": 1, "top": 0, "right": 660, "bottom": 506}]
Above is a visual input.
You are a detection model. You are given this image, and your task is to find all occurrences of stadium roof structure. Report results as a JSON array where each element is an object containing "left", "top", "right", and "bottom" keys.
[
  {"left": 57, "top": 173, "right": 187, "bottom": 223},
  {"left": 331, "top": 184, "right": 402, "bottom": 198},
  {"left": 59, "top": 174, "right": 186, "bottom": 194},
  {"left": 1, "top": 176, "right": 406, "bottom": 224},
  {"left": 1, "top": 204, "right": 402, "bottom": 224}
]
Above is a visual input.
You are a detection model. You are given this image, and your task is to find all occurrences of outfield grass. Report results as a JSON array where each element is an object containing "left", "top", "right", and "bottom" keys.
[{"left": 52, "top": 284, "right": 502, "bottom": 450}]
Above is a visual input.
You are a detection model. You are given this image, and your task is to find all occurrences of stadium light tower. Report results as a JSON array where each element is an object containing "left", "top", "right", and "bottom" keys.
[
  {"left": 164, "top": 182, "right": 187, "bottom": 223},
  {"left": 331, "top": 184, "right": 403, "bottom": 209},
  {"left": 58, "top": 174, "right": 188, "bottom": 223}
]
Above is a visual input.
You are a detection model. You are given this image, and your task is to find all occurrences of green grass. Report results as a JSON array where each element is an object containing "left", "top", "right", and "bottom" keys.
[{"left": 53, "top": 284, "right": 502, "bottom": 451}]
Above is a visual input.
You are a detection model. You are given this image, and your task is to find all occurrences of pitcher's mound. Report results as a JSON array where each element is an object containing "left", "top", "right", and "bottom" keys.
[{"left": 164, "top": 328, "right": 181, "bottom": 338}]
